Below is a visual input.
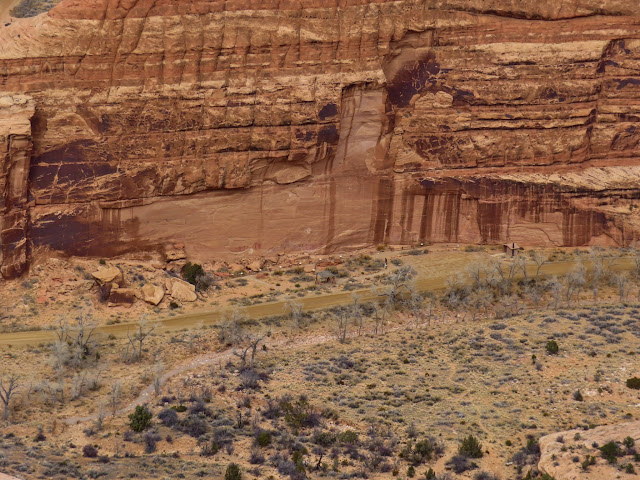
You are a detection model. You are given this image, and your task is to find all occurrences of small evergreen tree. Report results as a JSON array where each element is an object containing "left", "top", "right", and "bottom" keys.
[
  {"left": 225, "top": 463, "right": 242, "bottom": 480},
  {"left": 129, "top": 405, "right": 152, "bottom": 432},
  {"left": 459, "top": 435, "right": 483, "bottom": 458},
  {"left": 545, "top": 340, "right": 559, "bottom": 355}
]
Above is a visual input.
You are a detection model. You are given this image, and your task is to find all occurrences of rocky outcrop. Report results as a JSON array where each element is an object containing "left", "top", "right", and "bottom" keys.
[
  {"left": 140, "top": 283, "right": 164, "bottom": 305},
  {"left": 2, "top": 0, "right": 640, "bottom": 276},
  {"left": 166, "top": 277, "right": 197, "bottom": 302},
  {"left": 90, "top": 265, "right": 123, "bottom": 285},
  {"left": 539, "top": 422, "right": 640, "bottom": 479}
]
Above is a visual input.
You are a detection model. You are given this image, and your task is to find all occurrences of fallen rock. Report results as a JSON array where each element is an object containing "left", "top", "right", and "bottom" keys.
[
  {"left": 166, "top": 277, "right": 197, "bottom": 302},
  {"left": 165, "top": 248, "right": 186, "bottom": 261},
  {"left": 140, "top": 283, "right": 164, "bottom": 305},
  {"left": 150, "top": 260, "right": 165, "bottom": 270},
  {"left": 108, "top": 287, "right": 137, "bottom": 306},
  {"left": 91, "top": 266, "right": 122, "bottom": 284},
  {"left": 247, "top": 260, "right": 263, "bottom": 272}
]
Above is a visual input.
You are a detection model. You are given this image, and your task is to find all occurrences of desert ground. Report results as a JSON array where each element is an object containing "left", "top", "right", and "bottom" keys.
[{"left": 1, "top": 245, "right": 640, "bottom": 479}]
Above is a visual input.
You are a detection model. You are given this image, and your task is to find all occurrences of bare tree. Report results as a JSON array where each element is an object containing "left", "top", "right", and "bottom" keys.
[
  {"left": 468, "top": 289, "right": 490, "bottom": 321},
  {"left": 548, "top": 277, "right": 562, "bottom": 310},
  {"left": 334, "top": 311, "right": 349, "bottom": 343},
  {"left": 564, "top": 264, "right": 586, "bottom": 306},
  {"left": 524, "top": 283, "right": 542, "bottom": 308},
  {"left": 531, "top": 251, "right": 548, "bottom": 283},
  {"left": 125, "top": 316, "right": 155, "bottom": 362},
  {"left": 466, "top": 262, "right": 487, "bottom": 288},
  {"left": 613, "top": 273, "right": 630, "bottom": 303},
  {"left": 381, "top": 266, "right": 417, "bottom": 308},
  {"left": 218, "top": 309, "right": 246, "bottom": 346},
  {"left": 153, "top": 363, "right": 164, "bottom": 396},
  {"left": 109, "top": 381, "right": 122, "bottom": 416},
  {"left": 95, "top": 402, "right": 107, "bottom": 431},
  {"left": 284, "top": 300, "right": 304, "bottom": 330},
  {"left": 373, "top": 302, "right": 390, "bottom": 334},
  {"left": 70, "top": 371, "right": 87, "bottom": 400},
  {"left": 233, "top": 333, "right": 267, "bottom": 369},
  {"left": 351, "top": 295, "right": 364, "bottom": 335},
  {"left": 0, "top": 375, "right": 20, "bottom": 421}
]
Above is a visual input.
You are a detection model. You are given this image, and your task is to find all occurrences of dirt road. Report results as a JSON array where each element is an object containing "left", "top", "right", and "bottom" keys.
[{"left": 0, "top": 254, "right": 635, "bottom": 347}]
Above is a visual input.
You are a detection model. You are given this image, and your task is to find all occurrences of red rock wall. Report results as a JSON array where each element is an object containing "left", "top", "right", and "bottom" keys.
[{"left": 1, "top": 0, "right": 640, "bottom": 275}]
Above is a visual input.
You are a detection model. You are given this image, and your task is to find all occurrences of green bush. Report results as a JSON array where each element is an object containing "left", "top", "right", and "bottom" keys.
[
  {"left": 225, "top": 463, "right": 242, "bottom": 480},
  {"left": 459, "top": 435, "right": 483, "bottom": 458},
  {"left": 626, "top": 377, "right": 640, "bottom": 390},
  {"left": 183, "top": 262, "right": 205, "bottom": 286},
  {"left": 599, "top": 441, "right": 622, "bottom": 463},
  {"left": 338, "top": 430, "right": 358, "bottom": 444},
  {"left": 545, "top": 340, "right": 559, "bottom": 355},
  {"left": 255, "top": 431, "right": 271, "bottom": 447},
  {"left": 624, "top": 436, "right": 635, "bottom": 449},
  {"left": 129, "top": 405, "right": 152, "bottom": 432}
]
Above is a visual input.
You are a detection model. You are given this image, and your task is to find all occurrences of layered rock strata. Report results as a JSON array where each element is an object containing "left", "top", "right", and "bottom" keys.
[{"left": 1, "top": 0, "right": 640, "bottom": 276}]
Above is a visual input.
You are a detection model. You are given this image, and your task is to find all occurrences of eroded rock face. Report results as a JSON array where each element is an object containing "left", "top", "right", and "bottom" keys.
[
  {"left": 539, "top": 422, "right": 640, "bottom": 479},
  {"left": 2, "top": 0, "right": 640, "bottom": 276}
]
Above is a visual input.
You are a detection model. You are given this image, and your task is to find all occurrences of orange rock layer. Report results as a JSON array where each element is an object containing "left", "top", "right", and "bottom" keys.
[{"left": 2, "top": 0, "right": 640, "bottom": 277}]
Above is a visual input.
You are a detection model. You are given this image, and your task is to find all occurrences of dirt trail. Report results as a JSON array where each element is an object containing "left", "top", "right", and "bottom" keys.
[
  {"left": 1, "top": 255, "right": 635, "bottom": 347},
  {"left": 0, "top": 0, "right": 19, "bottom": 22},
  {"left": 64, "top": 331, "right": 338, "bottom": 425}
]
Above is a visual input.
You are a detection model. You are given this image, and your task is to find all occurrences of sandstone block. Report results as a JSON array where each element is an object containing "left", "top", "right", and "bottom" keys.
[{"left": 140, "top": 283, "right": 164, "bottom": 305}]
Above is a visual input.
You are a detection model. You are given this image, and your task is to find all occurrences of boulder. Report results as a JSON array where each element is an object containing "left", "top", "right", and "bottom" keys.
[
  {"left": 167, "top": 277, "right": 197, "bottom": 302},
  {"left": 247, "top": 259, "right": 263, "bottom": 272},
  {"left": 91, "top": 266, "right": 122, "bottom": 284},
  {"left": 108, "top": 287, "right": 137, "bottom": 306},
  {"left": 140, "top": 283, "right": 164, "bottom": 305}
]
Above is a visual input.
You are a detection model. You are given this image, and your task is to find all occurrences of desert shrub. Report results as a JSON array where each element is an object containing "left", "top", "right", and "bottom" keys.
[
  {"left": 225, "top": 463, "right": 242, "bottom": 480},
  {"left": 170, "top": 301, "right": 179, "bottom": 309},
  {"left": 255, "top": 430, "right": 272, "bottom": 447},
  {"left": 144, "top": 432, "right": 161, "bottom": 453},
  {"left": 600, "top": 441, "right": 623, "bottom": 463},
  {"left": 338, "top": 430, "right": 358, "bottom": 444},
  {"left": 189, "top": 400, "right": 212, "bottom": 416},
  {"left": 447, "top": 454, "right": 477, "bottom": 473},
  {"left": 459, "top": 435, "right": 483, "bottom": 458},
  {"left": 474, "top": 472, "right": 499, "bottom": 480},
  {"left": 98, "top": 284, "right": 111, "bottom": 303},
  {"left": 178, "top": 415, "right": 209, "bottom": 438},
  {"left": 313, "top": 430, "right": 336, "bottom": 447},
  {"left": 624, "top": 436, "right": 635, "bottom": 449},
  {"left": 626, "top": 377, "right": 640, "bottom": 390},
  {"left": 183, "top": 262, "right": 205, "bottom": 285},
  {"left": 281, "top": 396, "right": 321, "bottom": 430},
  {"left": 249, "top": 448, "right": 265, "bottom": 464},
  {"left": 83, "top": 444, "right": 98, "bottom": 458},
  {"left": 171, "top": 404, "right": 187, "bottom": 412},
  {"left": 573, "top": 390, "right": 583, "bottom": 401},
  {"left": 545, "top": 340, "right": 559, "bottom": 355},
  {"left": 401, "top": 437, "right": 444, "bottom": 465},
  {"left": 158, "top": 408, "right": 178, "bottom": 427},
  {"left": 129, "top": 405, "right": 152, "bottom": 432}
]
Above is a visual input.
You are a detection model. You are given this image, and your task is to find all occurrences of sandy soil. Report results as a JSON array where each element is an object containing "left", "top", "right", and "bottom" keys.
[{"left": 0, "top": 0, "right": 19, "bottom": 22}]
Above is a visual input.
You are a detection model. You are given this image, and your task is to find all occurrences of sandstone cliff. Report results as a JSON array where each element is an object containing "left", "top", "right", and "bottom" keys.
[{"left": 2, "top": 0, "right": 640, "bottom": 277}]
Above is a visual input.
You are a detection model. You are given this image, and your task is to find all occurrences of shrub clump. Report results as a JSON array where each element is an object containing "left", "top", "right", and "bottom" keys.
[
  {"left": 545, "top": 340, "right": 559, "bottom": 355},
  {"left": 225, "top": 463, "right": 242, "bottom": 480},
  {"left": 459, "top": 435, "right": 484, "bottom": 458},
  {"left": 599, "top": 441, "right": 623, "bottom": 463},
  {"left": 626, "top": 377, "right": 640, "bottom": 390},
  {"left": 129, "top": 405, "right": 153, "bottom": 432},
  {"left": 82, "top": 445, "right": 98, "bottom": 458}
]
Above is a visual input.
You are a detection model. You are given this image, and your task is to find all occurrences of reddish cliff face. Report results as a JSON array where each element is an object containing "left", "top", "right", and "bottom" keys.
[{"left": 2, "top": 0, "right": 640, "bottom": 276}]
